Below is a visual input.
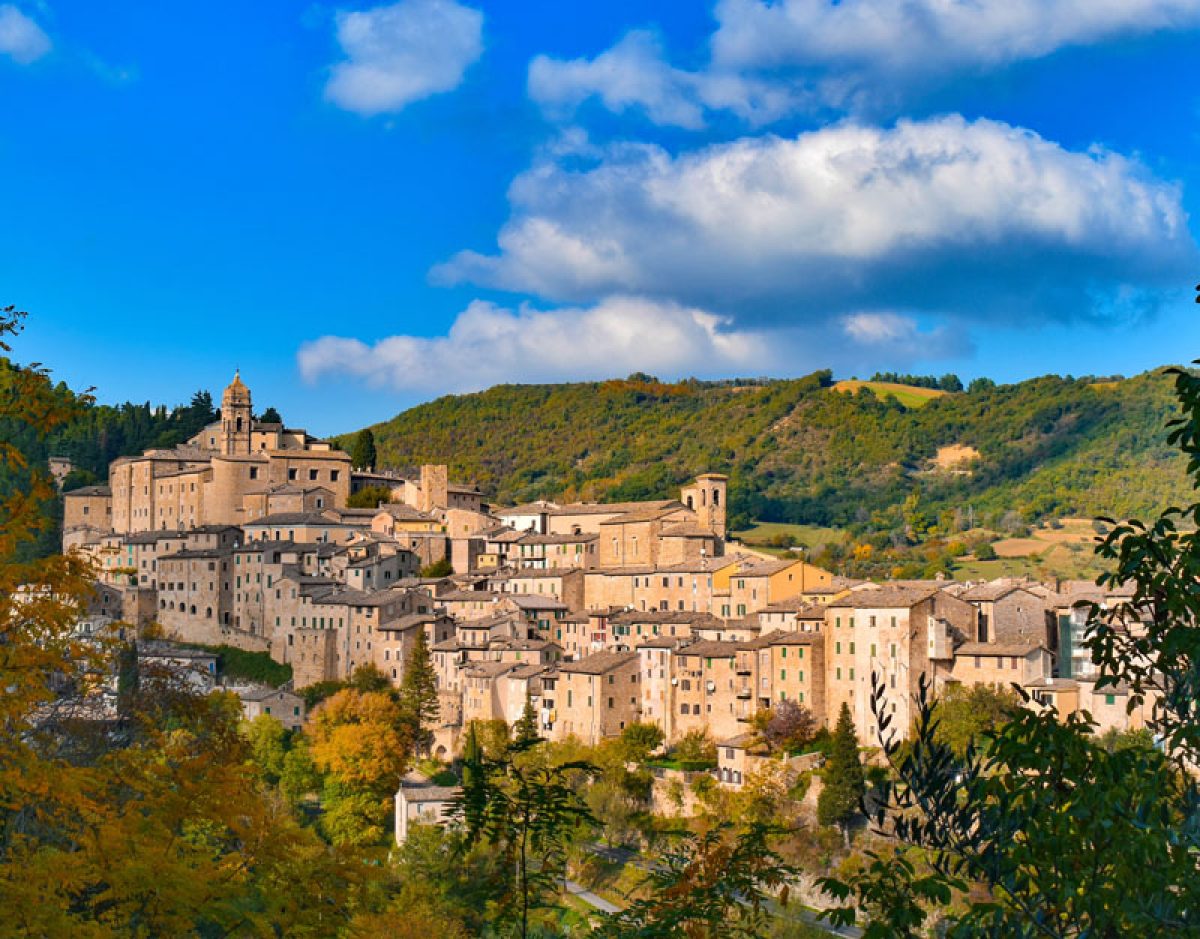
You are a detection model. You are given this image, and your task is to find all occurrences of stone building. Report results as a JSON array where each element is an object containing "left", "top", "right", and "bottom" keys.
[
  {"left": 68, "top": 374, "right": 352, "bottom": 545},
  {"left": 552, "top": 651, "right": 641, "bottom": 745},
  {"left": 825, "top": 586, "right": 978, "bottom": 743}
]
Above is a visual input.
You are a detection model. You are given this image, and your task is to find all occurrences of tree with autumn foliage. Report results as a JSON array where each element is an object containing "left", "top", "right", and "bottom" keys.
[
  {"left": 0, "top": 307, "right": 371, "bottom": 934},
  {"left": 307, "top": 687, "right": 414, "bottom": 846}
]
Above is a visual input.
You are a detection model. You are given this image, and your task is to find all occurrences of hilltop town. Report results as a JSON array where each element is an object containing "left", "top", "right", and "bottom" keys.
[{"left": 61, "top": 373, "right": 1148, "bottom": 776}]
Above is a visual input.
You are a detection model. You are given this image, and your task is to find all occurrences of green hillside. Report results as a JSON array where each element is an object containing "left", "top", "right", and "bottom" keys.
[{"left": 341, "top": 369, "right": 1190, "bottom": 532}]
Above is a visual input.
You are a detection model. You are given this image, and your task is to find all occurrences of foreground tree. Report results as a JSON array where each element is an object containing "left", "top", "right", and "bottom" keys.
[
  {"left": 821, "top": 359, "right": 1200, "bottom": 935},
  {"left": 816, "top": 703, "right": 864, "bottom": 845},
  {"left": 600, "top": 822, "right": 800, "bottom": 938},
  {"left": 454, "top": 738, "right": 596, "bottom": 938},
  {"left": 0, "top": 308, "right": 369, "bottom": 932}
]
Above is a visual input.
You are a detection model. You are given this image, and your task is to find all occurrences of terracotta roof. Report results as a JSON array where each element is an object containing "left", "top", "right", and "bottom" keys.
[
  {"left": 507, "top": 595, "right": 569, "bottom": 611},
  {"left": 769, "top": 631, "right": 819, "bottom": 646},
  {"left": 64, "top": 485, "right": 111, "bottom": 497},
  {"left": 244, "top": 511, "right": 346, "bottom": 527},
  {"left": 659, "top": 522, "right": 716, "bottom": 538},
  {"left": 961, "top": 583, "right": 1032, "bottom": 602},
  {"left": 549, "top": 500, "right": 677, "bottom": 517},
  {"left": 828, "top": 585, "right": 940, "bottom": 610},
  {"left": 956, "top": 641, "right": 1044, "bottom": 656},
  {"left": 559, "top": 651, "right": 639, "bottom": 675},
  {"left": 515, "top": 531, "right": 599, "bottom": 545},
  {"left": 376, "top": 503, "right": 437, "bottom": 522},
  {"left": 598, "top": 504, "right": 686, "bottom": 524},
  {"left": 677, "top": 640, "right": 740, "bottom": 657},
  {"left": 496, "top": 502, "right": 558, "bottom": 515}
]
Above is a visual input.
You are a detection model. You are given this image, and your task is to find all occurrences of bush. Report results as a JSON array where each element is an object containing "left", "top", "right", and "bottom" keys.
[
  {"left": 191, "top": 644, "right": 291, "bottom": 686},
  {"left": 974, "top": 542, "right": 998, "bottom": 561},
  {"left": 420, "top": 557, "right": 454, "bottom": 578},
  {"left": 673, "top": 729, "right": 717, "bottom": 765}
]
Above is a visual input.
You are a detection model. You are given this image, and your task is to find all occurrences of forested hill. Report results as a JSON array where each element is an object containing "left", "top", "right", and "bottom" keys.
[
  {"left": 341, "top": 370, "right": 1191, "bottom": 531},
  {"left": 0, "top": 357, "right": 222, "bottom": 557}
]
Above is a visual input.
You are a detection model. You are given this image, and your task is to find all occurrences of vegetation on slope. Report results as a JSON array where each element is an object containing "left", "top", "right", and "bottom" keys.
[{"left": 343, "top": 369, "right": 1188, "bottom": 532}]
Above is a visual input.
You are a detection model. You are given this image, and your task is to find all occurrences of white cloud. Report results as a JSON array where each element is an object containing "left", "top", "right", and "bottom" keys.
[
  {"left": 0, "top": 4, "right": 50, "bottom": 64},
  {"left": 324, "top": 0, "right": 483, "bottom": 115},
  {"left": 842, "top": 312, "right": 967, "bottom": 359},
  {"left": 529, "top": 1, "right": 1200, "bottom": 124},
  {"left": 712, "top": 0, "right": 1200, "bottom": 75},
  {"left": 298, "top": 296, "right": 773, "bottom": 392},
  {"left": 528, "top": 30, "right": 798, "bottom": 129},
  {"left": 298, "top": 299, "right": 971, "bottom": 393},
  {"left": 433, "top": 115, "right": 1195, "bottom": 324}
]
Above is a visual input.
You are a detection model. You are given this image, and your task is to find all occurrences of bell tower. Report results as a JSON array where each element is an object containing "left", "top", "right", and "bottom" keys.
[
  {"left": 680, "top": 473, "right": 728, "bottom": 538},
  {"left": 220, "top": 371, "right": 252, "bottom": 456}
]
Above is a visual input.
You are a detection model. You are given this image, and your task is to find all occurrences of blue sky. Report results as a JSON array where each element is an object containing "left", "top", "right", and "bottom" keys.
[{"left": 2, "top": 0, "right": 1199, "bottom": 435}]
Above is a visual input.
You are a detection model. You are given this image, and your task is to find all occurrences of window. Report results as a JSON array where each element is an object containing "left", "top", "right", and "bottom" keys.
[
  {"left": 249, "top": 467, "right": 259, "bottom": 480},
  {"left": 780, "top": 669, "right": 786, "bottom": 681},
  {"left": 836, "top": 667, "right": 841, "bottom": 680},
  {"left": 836, "top": 641, "right": 841, "bottom": 654},
  {"left": 1105, "top": 694, "right": 1116, "bottom": 705},
  {"left": 849, "top": 668, "right": 855, "bottom": 680},
  {"left": 288, "top": 468, "right": 297, "bottom": 480},
  {"left": 869, "top": 615, "right": 876, "bottom": 627},
  {"left": 309, "top": 469, "right": 318, "bottom": 481},
  {"left": 849, "top": 642, "right": 856, "bottom": 654}
]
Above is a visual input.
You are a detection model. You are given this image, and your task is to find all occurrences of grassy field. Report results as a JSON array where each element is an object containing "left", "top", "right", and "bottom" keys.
[
  {"left": 730, "top": 522, "right": 848, "bottom": 554},
  {"left": 959, "top": 518, "right": 1107, "bottom": 580},
  {"left": 831, "top": 379, "right": 949, "bottom": 409}
]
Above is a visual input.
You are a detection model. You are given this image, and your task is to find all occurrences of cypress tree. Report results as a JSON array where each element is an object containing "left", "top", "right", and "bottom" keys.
[
  {"left": 349, "top": 428, "right": 377, "bottom": 471},
  {"left": 513, "top": 693, "right": 539, "bottom": 746},
  {"left": 817, "top": 702, "right": 865, "bottom": 845},
  {"left": 399, "top": 628, "right": 439, "bottom": 755}
]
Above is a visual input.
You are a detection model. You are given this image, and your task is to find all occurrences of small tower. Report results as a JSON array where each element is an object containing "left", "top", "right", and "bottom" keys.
[
  {"left": 680, "top": 473, "right": 728, "bottom": 538},
  {"left": 220, "top": 371, "right": 252, "bottom": 456}
]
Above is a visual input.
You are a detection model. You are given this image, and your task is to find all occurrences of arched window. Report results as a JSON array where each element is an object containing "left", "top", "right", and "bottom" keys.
[
  {"left": 713, "top": 489, "right": 720, "bottom": 506},
  {"left": 236, "top": 417, "right": 243, "bottom": 432},
  {"left": 206, "top": 607, "right": 212, "bottom": 618},
  {"left": 686, "top": 495, "right": 694, "bottom": 509}
]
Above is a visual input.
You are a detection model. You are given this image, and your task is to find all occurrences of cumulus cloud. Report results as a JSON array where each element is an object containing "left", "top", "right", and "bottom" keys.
[
  {"left": 528, "top": 30, "right": 798, "bottom": 129},
  {"left": 325, "top": 0, "right": 483, "bottom": 115},
  {"left": 298, "top": 299, "right": 970, "bottom": 392},
  {"left": 298, "top": 296, "right": 778, "bottom": 392},
  {"left": 530, "top": 1, "right": 1200, "bottom": 124},
  {"left": 0, "top": 4, "right": 50, "bottom": 64},
  {"left": 433, "top": 115, "right": 1196, "bottom": 324},
  {"left": 712, "top": 0, "right": 1200, "bottom": 75}
]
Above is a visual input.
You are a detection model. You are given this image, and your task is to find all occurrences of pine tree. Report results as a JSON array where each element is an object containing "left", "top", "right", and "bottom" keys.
[
  {"left": 258, "top": 406, "right": 282, "bottom": 424},
  {"left": 817, "top": 702, "right": 865, "bottom": 844},
  {"left": 513, "top": 694, "right": 539, "bottom": 746},
  {"left": 350, "top": 429, "right": 377, "bottom": 471},
  {"left": 399, "top": 628, "right": 439, "bottom": 755}
]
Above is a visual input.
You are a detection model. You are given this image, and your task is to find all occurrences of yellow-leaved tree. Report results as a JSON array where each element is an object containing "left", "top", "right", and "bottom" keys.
[{"left": 0, "top": 307, "right": 368, "bottom": 935}]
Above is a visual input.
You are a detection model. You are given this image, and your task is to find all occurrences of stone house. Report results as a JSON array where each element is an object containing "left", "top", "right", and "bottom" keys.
[{"left": 552, "top": 651, "right": 641, "bottom": 745}]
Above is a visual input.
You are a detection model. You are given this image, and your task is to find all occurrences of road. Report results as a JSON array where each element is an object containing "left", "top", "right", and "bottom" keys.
[{"left": 563, "top": 879, "right": 622, "bottom": 914}]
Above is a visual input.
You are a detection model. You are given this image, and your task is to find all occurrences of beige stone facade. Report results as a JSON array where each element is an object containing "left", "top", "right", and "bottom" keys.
[{"left": 552, "top": 651, "right": 641, "bottom": 745}]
